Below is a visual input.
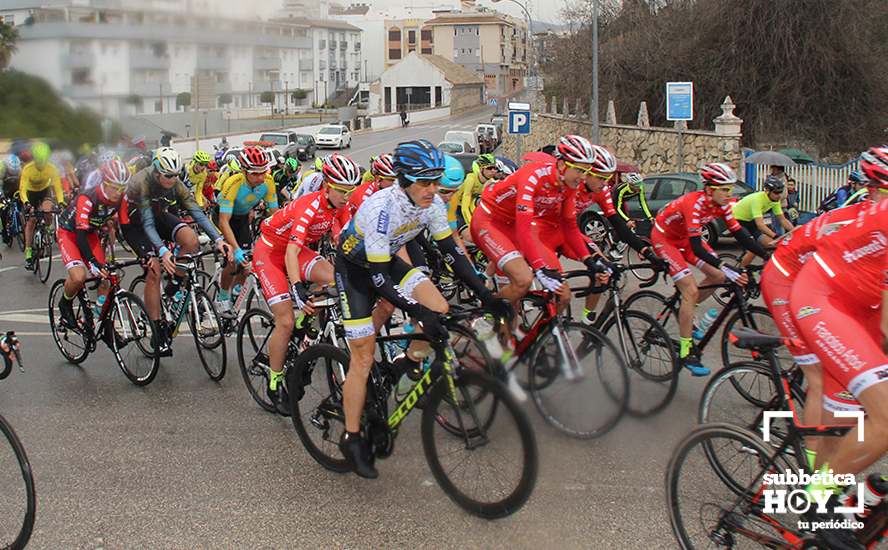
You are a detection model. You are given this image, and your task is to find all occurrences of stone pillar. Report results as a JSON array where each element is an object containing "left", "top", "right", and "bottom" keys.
[
  {"left": 563, "top": 98, "right": 569, "bottom": 117},
  {"left": 606, "top": 100, "right": 616, "bottom": 124},
  {"left": 713, "top": 96, "right": 743, "bottom": 135},
  {"left": 551, "top": 95, "right": 557, "bottom": 114},
  {"left": 637, "top": 102, "right": 649, "bottom": 127},
  {"left": 576, "top": 99, "right": 582, "bottom": 118}
]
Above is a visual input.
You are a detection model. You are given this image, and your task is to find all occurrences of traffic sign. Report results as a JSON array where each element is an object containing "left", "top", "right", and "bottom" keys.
[
  {"left": 666, "top": 82, "right": 693, "bottom": 121},
  {"left": 508, "top": 102, "right": 530, "bottom": 111},
  {"left": 490, "top": 98, "right": 498, "bottom": 106},
  {"left": 509, "top": 111, "right": 531, "bottom": 135}
]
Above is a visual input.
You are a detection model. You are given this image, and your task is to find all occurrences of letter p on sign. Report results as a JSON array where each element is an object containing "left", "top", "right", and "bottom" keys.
[{"left": 509, "top": 111, "right": 531, "bottom": 135}]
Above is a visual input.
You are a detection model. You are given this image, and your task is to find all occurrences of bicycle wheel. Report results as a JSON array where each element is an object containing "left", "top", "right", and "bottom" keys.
[
  {"left": 623, "top": 290, "right": 680, "bottom": 349},
  {"left": 602, "top": 310, "right": 678, "bottom": 417},
  {"left": 0, "top": 413, "right": 36, "bottom": 550},
  {"left": 35, "top": 234, "right": 51, "bottom": 283},
  {"left": 666, "top": 423, "right": 799, "bottom": 550},
  {"left": 109, "top": 291, "right": 160, "bottom": 386},
  {"left": 237, "top": 308, "right": 277, "bottom": 413},
  {"left": 128, "top": 274, "right": 146, "bottom": 296},
  {"left": 15, "top": 211, "right": 24, "bottom": 252},
  {"left": 245, "top": 285, "right": 271, "bottom": 314},
  {"left": 422, "top": 368, "right": 538, "bottom": 519},
  {"left": 289, "top": 344, "right": 351, "bottom": 473},
  {"left": 713, "top": 254, "right": 742, "bottom": 307},
  {"left": 721, "top": 306, "right": 795, "bottom": 371},
  {"left": 528, "top": 323, "right": 629, "bottom": 438},
  {"left": 626, "top": 237, "right": 658, "bottom": 285},
  {"left": 186, "top": 287, "right": 226, "bottom": 380},
  {"left": 48, "top": 279, "right": 91, "bottom": 364}
]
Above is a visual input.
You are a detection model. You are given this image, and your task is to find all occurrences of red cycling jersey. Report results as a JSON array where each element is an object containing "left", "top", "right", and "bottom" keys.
[
  {"left": 770, "top": 204, "right": 865, "bottom": 279},
  {"left": 535, "top": 182, "right": 617, "bottom": 228},
  {"left": 655, "top": 191, "right": 742, "bottom": 241},
  {"left": 261, "top": 190, "right": 346, "bottom": 249},
  {"left": 478, "top": 162, "right": 587, "bottom": 271}
]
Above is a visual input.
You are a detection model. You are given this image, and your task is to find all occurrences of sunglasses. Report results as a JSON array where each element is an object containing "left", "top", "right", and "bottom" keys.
[
  {"left": 246, "top": 169, "right": 267, "bottom": 176},
  {"left": 410, "top": 178, "right": 440, "bottom": 188},
  {"left": 327, "top": 182, "right": 356, "bottom": 195},
  {"left": 709, "top": 185, "right": 735, "bottom": 193},
  {"left": 378, "top": 176, "right": 396, "bottom": 183},
  {"left": 405, "top": 166, "right": 446, "bottom": 181},
  {"left": 565, "top": 161, "right": 614, "bottom": 181}
]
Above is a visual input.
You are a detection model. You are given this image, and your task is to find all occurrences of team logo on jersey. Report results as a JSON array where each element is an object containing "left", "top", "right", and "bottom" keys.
[
  {"left": 377, "top": 211, "right": 389, "bottom": 233},
  {"left": 772, "top": 298, "right": 789, "bottom": 306},
  {"left": 254, "top": 260, "right": 264, "bottom": 266},
  {"left": 372, "top": 273, "right": 385, "bottom": 288},
  {"left": 517, "top": 205, "right": 528, "bottom": 212},
  {"left": 835, "top": 391, "right": 856, "bottom": 401},
  {"left": 797, "top": 306, "right": 820, "bottom": 319}
]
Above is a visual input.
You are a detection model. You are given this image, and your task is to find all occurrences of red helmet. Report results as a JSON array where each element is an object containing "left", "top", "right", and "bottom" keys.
[
  {"left": 860, "top": 147, "right": 888, "bottom": 190},
  {"left": 239, "top": 146, "right": 269, "bottom": 172},
  {"left": 322, "top": 154, "right": 361, "bottom": 187},
  {"left": 699, "top": 163, "right": 738, "bottom": 186},
  {"left": 371, "top": 154, "right": 397, "bottom": 178},
  {"left": 555, "top": 135, "right": 616, "bottom": 173},
  {"left": 100, "top": 159, "right": 131, "bottom": 189}
]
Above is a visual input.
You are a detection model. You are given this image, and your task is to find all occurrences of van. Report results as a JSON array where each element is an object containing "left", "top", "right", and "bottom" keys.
[{"left": 442, "top": 131, "right": 478, "bottom": 154}]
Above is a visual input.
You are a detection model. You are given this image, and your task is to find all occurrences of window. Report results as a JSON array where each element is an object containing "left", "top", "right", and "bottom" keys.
[
  {"left": 389, "top": 28, "right": 401, "bottom": 42},
  {"left": 3, "top": 15, "right": 13, "bottom": 25},
  {"left": 453, "top": 49, "right": 458, "bottom": 58},
  {"left": 155, "top": 100, "right": 162, "bottom": 112},
  {"left": 389, "top": 49, "right": 401, "bottom": 60},
  {"left": 408, "top": 30, "right": 416, "bottom": 44},
  {"left": 421, "top": 29, "right": 432, "bottom": 42},
  {"left": 454, "top": 29, "right": 457, "bottom": 36}
]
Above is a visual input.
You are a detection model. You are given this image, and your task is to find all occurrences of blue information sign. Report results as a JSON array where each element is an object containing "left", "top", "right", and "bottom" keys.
[
  {"left": 490, "top": 98, "right": 498, "bottom": 106},
  {"left": 666, "top": 82, "right": 694, "bottom": 121}
]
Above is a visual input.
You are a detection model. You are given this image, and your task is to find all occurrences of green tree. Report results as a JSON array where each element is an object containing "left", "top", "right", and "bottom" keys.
[
  {"left": 219, "top": 93, "right": 233, "bottom": 106},
  {"left": 125, "top": 94, "right": 143, "bottom": 113},
  {"left": 176, "top": 92, "right": 191, "bottom": 112},
  {"left": 0, "top": 20, "right": 20, "bottom": 71},
  {"left": 260, "top": 91, "right": 275, "bottom": 115},
  {"left": 291, "top": 89, "right": 307, "bottom": 105}
]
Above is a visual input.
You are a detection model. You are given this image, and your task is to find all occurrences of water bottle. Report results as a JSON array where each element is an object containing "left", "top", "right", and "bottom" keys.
[
  {"left": 403, "top": 322, "right": 415, "bottom": 334},
  {"left": 300, "top": 326, "right": 320, "bottom": 352},
  {"left": 232, "top": 284, "right": 244, "bottom": 299},
  {"left": 694, "top": 308, "right": 718, "bottom": 340},
  {"left": 172, "top": 291, "right": 185, "bottom": 315},
  {"left": 94, "top": 295, "right": 106, "bottom": 317},
  {"left": 839, "top": 474, "right": 888, "bottom": 522}
]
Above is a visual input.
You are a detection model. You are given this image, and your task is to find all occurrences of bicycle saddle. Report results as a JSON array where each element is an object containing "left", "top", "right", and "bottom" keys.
[{"left": 728, "top": 326, "right": 800, "bottom": 351}]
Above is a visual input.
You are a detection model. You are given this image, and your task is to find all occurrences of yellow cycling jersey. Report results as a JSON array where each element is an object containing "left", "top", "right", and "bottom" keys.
[
  {"left": 19, "top": 161, "right": 64, "bottom": 204},
  {"left": 188, "top": 163, "right": 209, "bottom": 207},
  {"left": 448, "top": 172, "right": 485, "bottom": 228},
  {"left": 361, "top": 169, "right": 375, "bottom": 184}
]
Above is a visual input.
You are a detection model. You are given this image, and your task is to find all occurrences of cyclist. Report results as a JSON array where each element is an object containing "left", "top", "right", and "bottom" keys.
[
  {"left": 214, "top": 158, "right": 241, "bottom": 194},
  {"left": 56, "top": 160, "right": 132, "bottom": 331},
  {"left": 187, "top": 151, "right": 212, "bottom": 208},
  {"left": 82, "top": 151, "right": 122, "bottom": 191},
  {"left": 818, "top": 171, "right": 868, "bottom": 214},
  {"left": 612, "top": 171, "right": 653, "bottom": 229},
  {"left": 335, "top": 140, "right": 512, "bottom": 478},
  {"left": 291, "top": 156, "right": 326, "bottom": 201},
  {"left": 0, "top": 155, "right": 22, "bottom": 246},
  {"left": 650, "top": 162, "right": 769, "bottom": 376},
  {"left": 360, "top": 156, "right": 378, "bottom": 184},
  {"left": 213, "top": 146, "right": 280, "bottom": 317},
  {"left": 785, "top": 147, "right": 888, "bottom": 550},
  {"left": 20, "top": 142, "right": 65, "bottom": 271},
  {"left": 731, "top": 175, "right": 795, "bottom": 267},
  {"left": 449, "top": 153, "right": 497, "bottom": 245},
  {"left": 341, "top": 154, "right": 397, "bottom": 227},
  {"left": 253, "top": 154, "right": 359, "bottom": 415},
  {"left": 120, "top": 147, "right": 232, "bottom": 356},
  {"left": 272, "top": 157, "right": 301, "bottom": 205}
]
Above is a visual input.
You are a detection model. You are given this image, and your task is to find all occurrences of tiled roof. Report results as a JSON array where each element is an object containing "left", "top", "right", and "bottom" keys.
[
  {"left": 424, "top": 13, "right": 514, "bottom": 26},
  {"left": 420, "top": 54, "right": 484, "bottom": 85}
]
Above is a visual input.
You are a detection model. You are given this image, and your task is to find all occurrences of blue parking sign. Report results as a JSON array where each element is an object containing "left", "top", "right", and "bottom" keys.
[{"left": 509, "top": 111, "right": 531, "bottom": 135}]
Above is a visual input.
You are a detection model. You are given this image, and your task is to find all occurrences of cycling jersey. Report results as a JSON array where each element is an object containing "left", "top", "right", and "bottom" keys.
[
  {"left": 187, "top": 163, "right": 209, "bottom": 207},
  {"left": 344, "top": 179, "right": 379, "bottom": 220},
  {"left": 217, "top": 173, "right": 278, "bottom": 217},
  {"left": 292, "top": 171, "right": 324, "bottom": 201},
  {"left": 261, "top": 190, "right": 344, "bottom": 250},
  {"left": 732, "top": 190, "right": 783, "bottom": 221},
  {"left": 770, "top": 205, "right": 864, "bottom": 279},
  {"left": 19, "top": 162, "right": 64, "bottom": 204},
  {"left": 450, "top": 172, "right": 486, "bottom": 230},
  {"left": 654, "top": 191, "right": 742, "bottom": 241},
  {"left": 59, "top": 184, "right": 130, "bottom": 233},
  {"left": 613, "top": 183, "right": 652, "bottom": 220},
  {"left": 0, "top": 164, "right": 18, "bottom": 197},
  {"left": 361, "top": 170, "right": 375, "bottom": 184}
]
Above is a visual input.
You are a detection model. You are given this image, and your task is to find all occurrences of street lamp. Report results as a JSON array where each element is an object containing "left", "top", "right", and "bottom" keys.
[
  {"left": 185, "top": 124, "right": 191, "bottom": 138},
  {"left": 491, "top": 0, "right": 535, "bottom": 102}
]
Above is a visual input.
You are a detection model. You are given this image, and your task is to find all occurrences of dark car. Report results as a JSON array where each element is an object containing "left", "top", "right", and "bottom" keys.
[
  {"left": 476, "top": 131, "right": 493, "bottom": 154},
  {"left": 578, "top": 173, "right": 756, "bottom": 247},
  {"left": 284, "top": 134, "right": 317, "bottom": 161}
]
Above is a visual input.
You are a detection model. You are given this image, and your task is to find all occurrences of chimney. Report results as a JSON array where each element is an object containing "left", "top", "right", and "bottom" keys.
[{"left": 461, "top": 0, "right": 476, "bottom": 12}]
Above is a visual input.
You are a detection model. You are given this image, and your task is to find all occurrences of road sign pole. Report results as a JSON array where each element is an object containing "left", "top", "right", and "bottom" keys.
[{"left": 517, "top": 135, "right": 522, "bottom": 162}]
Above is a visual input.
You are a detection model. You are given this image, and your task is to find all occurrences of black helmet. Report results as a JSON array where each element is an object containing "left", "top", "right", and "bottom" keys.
[{"left": 763, "top": 175, "right": 784, "bottom": 192}]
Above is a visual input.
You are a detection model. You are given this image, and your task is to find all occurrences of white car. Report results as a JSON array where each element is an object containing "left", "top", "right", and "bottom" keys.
[
  {"left": 316, "top": 125, "right": 352, "bottom": 149},
  {"left": 442, "top": 131, "right": 477, "bottom": 154},
  {"left": 438, "top": 141, "right": 472, "bottom": 154}
]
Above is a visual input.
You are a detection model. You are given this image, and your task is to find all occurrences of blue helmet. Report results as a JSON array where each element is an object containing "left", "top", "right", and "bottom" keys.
[
  {"left": 4, "top": 155, "right": 22, "bottom": 174},
  {"left": 393, "top": 140, "right": 446, "bottom": 186},
  {"left": 848, "top": 170, "right": 867, "bottom": 185},
  {"left": 440, "top": 155, "right": 465, "bottom": 190}
]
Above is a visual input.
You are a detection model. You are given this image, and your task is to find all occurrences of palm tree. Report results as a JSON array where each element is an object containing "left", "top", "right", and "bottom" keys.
[{"left": 0, "top": 21, "right": 20, "bottom": 71}]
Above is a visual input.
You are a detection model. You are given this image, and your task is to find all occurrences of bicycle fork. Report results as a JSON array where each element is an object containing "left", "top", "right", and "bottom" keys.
[{"left": 552, "top": 322, "right": 585, "bottom": 382}]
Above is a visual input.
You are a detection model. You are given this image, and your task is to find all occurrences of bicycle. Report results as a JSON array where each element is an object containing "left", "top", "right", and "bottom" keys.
[
  {"left": 571, "top": 262, "right": 679, "bottom": 417},
  {"left": 203, "top": 251, "right": 269, "bottom": 337},
  {"left": 25, "top": 206, "right": 59, "bottom": 283},
  {"left": 48, "top": 258, "right": 160, "bottom": 385},
  {"left": 0, "top": 332, "right": 36, "bottom": 550},
  {"left": 665, "top": 327, "right": 886, "bottom": 550},
  {"left": 0, "top": 194, "right": 26, "bottom": 252},
  {"left": 287, "top": 311, "right": 538, "bottom": 519},
  {"left": 581, "top": 214, "right": 656, "bottom": 284}
]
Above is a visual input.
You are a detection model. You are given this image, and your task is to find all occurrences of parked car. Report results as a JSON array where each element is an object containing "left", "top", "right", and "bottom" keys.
[
  {"left": 476, "top": 123, "right": 501, "bottom": 149},
  {"left": 490, "top": 118, "right": 504, "bottom": 136},
  {"left": 578, "top": 173, "right": 755, "bottom": 247},
  {"left": 284, "top": 134, "right": 317, "bottom": 161},
  {"left": 258, "top": 130, "right": 300, "bottom": 155},
  {"left": 316, "top": 125, "right": 352, "bottom": 149},
  {"left": 438, "top": 141, "right": 472, "bottom": 154},
  {"left": 443, "top": 131, "right": 478, "bottom": 154},
  {"left": 476, "top": 130, "right": 493, "bottom": 154}
]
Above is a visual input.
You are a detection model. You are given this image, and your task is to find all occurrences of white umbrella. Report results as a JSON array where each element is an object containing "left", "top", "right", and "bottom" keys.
[{"left": 744, "top": 151, "right": 797, "bottom": 166}]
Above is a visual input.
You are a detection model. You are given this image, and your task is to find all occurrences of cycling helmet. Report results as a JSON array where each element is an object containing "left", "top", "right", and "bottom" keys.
[
  {"left": 4, "top": 155, "right": 21, "bottom": 174},
  {"left": 763, "top": 175, "right": 785, "bottom": 192},
  {"left": 860, "top": 146, "right": 888, "bottom": 190},
  {"left": 193, "top": 150, "right": 211, "bottom": 165},
  {"left": 848, "top": 170, "right": 867, "bottom": 185},
  {"left": 101, "top": 159, "right": 131, "bottom": 189},
  {"left": 371, "top": 153, "right": 397, "bottom": 179},
  {"left": 472, "top": 153, "right": 496, "bottom": 174},
  {"left": 239, "top": 146, "right": 269, "bottom": 172},
  {"left": 315, "top": 157, "right": 323, "bottom": 171},
  {"left": 97, "top": 151, "right": 120, "bottom": 166},
  {"left": 284, "top": 157, "right": 300, "bottom": 172},
  {"left": 393, "top": 140, "right": 446, "bottom": 186},
  {"left": 624, "top": 172, "right": 643, "bottom": 185},
  {"left": 153, "top": 147, "right": 184, "bottom": 176},
  {"left": 699, "top": 162, "right": 738, "bottom": 186},
  {"left": 495, "top": 156, "right": 518, "bottom": 176},
  {"left": 227, "top": 159, "right": 241, "bottom": 172},
  {"left": 321, "top": 154, "right": 361, "bottom": 187},
  {"left": 131, "top": 154, "right": 151, "bottom": 172},
  {"left": 207, "top": 161, "right": 218, "bottom": 171},
  {"left": 31, "top": 142, "right": 51, "bottom": 163},
  {"left": 440, "top": 155, "right": 465, "bottom": 190}
]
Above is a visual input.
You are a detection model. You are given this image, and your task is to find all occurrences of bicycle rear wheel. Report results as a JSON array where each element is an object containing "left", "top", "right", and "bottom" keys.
[
  {"left": 48, "top": 279, "right": 91, "bottom": 364},
  {"left": 422, "top": 368, "right": 538, "bottom": 519},
  {"left": 0, "top": 413, "right": 36, "bottom": 550},
  {"left": 721, "top": 306, "right": 795, "bottom": 372},
  {"left": 289, "top": 344, "right": 351, "bottom": 473},
  {"left": 623, "top": 290, "right": 680, "bottom": 349},
  {"left": 528, "top": 323, "right": 629, "bottom": 438},
  {"left": 666, "top": 423, "right": 798, "bottom": 550},
  {"left": 14, "top": 211, "right": 24, "bottom": 252},
  {"left": 187, "top": 287, "right": 226, "bottom": 380},
  {"left": 236, "top": 308, "right": 277, "bottom": 413},
  {"left": 109, "top": 291, "right": 159, "bottom": 386},
  {"left": 35, "top": 234, "right": 51, "bottom": 283}
]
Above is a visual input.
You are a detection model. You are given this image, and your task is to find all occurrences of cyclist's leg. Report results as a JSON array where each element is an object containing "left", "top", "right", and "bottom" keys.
[
  {"left": 219, "top": 214, "right": 252, "bottom": 302},
  {"left": 471, "top": 208, "right": 530, "bottom": 308},
  {"left": 557, "top": 228, "right": 604, "bottom": 321},
  {"left": 532, "top": 224, "right": 571, "bottom": 314},
  {"left": 252, "top": 239, "right": 293, "bottom": 412},
  {"left": 41, "top": 197, "right": 54, "bottom": 227},
  {"left": 121, "top": 223, "right": 162, "bottom": 320}
]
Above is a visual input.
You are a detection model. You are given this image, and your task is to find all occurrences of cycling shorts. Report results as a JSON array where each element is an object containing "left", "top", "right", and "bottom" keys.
[
  {"left": 58, "top": 228, "right": 104, "bottom": 271},
  {"left": 334, "top": 253, "right": 427, "bottom": 340},
  {"left": 738, "top": 219, "right": 763, "bottom": 240},
  {"left": 761, "top": 262, "right": 819, "bottom": 365},
  {"left": 212, "top": 210, "right": 253, "bottom": 251},
  {"left": 119, "top": 211, "right": 189, "bottom": 258},
  {"left": 455, "top": 208, "right": 469, "bottom": 236},
  {"left": 650, "top": 228, "right": 711, "bottom": 281},
  {"left": 470, "top": 207, "right": 523, "bottom": 272},
  {"left": 25, "top": 188, "right": 54, "bottom": 206},
  {"left": 790, "top": 262, "right": 885, "bottom": 405},
  {"left": 532, "top": 222, "right": 591, "bottom": 266},
  {"left": 253, "top": 235, "right": 324, "bottom": 307}
]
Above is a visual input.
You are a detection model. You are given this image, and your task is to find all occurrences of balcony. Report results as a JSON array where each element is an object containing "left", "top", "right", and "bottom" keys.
[
  {"left": 319, "top": 60, "right": 326, "bottom": 69},
  {"left": 215, "top": 81, "right": 232, "bottom": 94},
  {"left": 130, "top": 81, "right": 170, "bottom": 96},
  {"left": 319, "top": 39, "right": 326, "bottom": 49},
  {"left": 197, "top": 56, "right": 231, "bottom": 70},
  {"left": 61, "top": 83, "right": 97, "bottom": 98},
  {"left": 299, "top": 58, "right": 314, "bottom": 71},
  {"left": 253, "top": 56, "right": 281, "bottom": 71},
  {"left": 329, "top": 40, "right": 337, "bottom": 49},
  {"left": 354, "top": 42, "right": 361, "bottom": 51},
  {"left": 341, "top": 60, "right": 347, "bottom": 69},
  {"left": 330, "top": 60, "right": 337, "bottom": 69},
  {"left": 129, "top": 53, "right": 170, "bottom": 69},
  {"left": 62, "top": 52, "right": 96, "bottom": 68},
  {"left": 340, "top": 41, "right": 347, "bottom": 50}
]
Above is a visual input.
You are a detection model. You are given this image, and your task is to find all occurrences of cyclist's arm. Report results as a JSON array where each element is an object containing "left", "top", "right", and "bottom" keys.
[
  {"left": 175, "top": 181, "right": 222, "bottom": 242},
  {"left": 459, "top": 175, "right": 477, "bottom": 227},
  {"left": 615, "top": 186, "right": 631, "bottom": 221},
  {"left": 561, "top": 193, "right": 593, "bottom": 263},
  {"left": 73, "top": 195, "right": 100, "bottom": 266},
  {"left": 638, "top": 189, "right": 653, "bottom": 218},
  {"left": 730, "top": 226, "right": 770, "bottom": 258},
  {"left": 514, "top": 171, "right": 549, "bottom": 271},
  {"left": 263, "top": 174, "right": 279, "bottom": 214},
  {"left": 435, "top": 233, "right": 493, "bottom": 303},
  {"left": 688, "top": 235, "right": 722, "bottom": 268},
  {"left": 217, "top": 211, "right": 239, "bottom": 252},
  {"left": 18, "top": 169, "right": 31, "bottom": 204}
]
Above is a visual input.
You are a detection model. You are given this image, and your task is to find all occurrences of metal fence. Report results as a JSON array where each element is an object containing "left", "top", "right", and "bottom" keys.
[{"left": 744, "top": 155, "right": 860, "bottom": 213}]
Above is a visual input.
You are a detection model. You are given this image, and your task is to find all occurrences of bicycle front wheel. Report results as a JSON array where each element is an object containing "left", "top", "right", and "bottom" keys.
[
  {"left": 623, "top": 290, "right": 680, "bottom": 350},
  {"left": 422, "top": 368, "right": 538, "bottom": 519},
  {"left": 109, "top": 291, "right": 160, "bottom": 386},
  {"left": 187, "top": 287, "right": 226, "bottom": 380},
  {"left": 236, "top": 308, "right": 277, "bottom": 413},
  {"left": 528, "top": 323, "right": 629, "bottom": 438},
  {"left": 48, "top": 279, "right": 91, "bottom": 364},
  {"left": 666, "top": 422, "right": 798, "bottom": 550},
  {"left": 14, "top": 211, "right": 24, "bottom": 252},
  {"left": 0, "top": 414, "right": 36, "bottom": 550},
  {"left": 35, "top": 236, "right": 51, "bottom": 284}
]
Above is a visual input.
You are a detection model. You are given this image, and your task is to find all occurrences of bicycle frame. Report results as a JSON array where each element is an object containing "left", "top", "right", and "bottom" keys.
[{"left": 658, "top": 279, "right": 757, "bottom": 352}]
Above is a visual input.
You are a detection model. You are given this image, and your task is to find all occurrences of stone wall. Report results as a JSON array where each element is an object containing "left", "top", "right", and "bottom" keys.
[{"left": 449, "top": 84, "right": 486, "bottom": 114}]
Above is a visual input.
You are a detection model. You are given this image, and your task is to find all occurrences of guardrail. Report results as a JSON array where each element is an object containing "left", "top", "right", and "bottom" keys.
[{"left": 745, "top": 156, "right": 859, "bottom": 213}]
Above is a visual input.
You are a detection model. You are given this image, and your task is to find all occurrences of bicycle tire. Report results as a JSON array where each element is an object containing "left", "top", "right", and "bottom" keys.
[
  {"left": 15, "top": 211, "right": 24, "bottom": 252},
  {"left": 528, "top": 323, "right": 629, "bottom": 438},
  {"left": 187, "top": 287, "right": 226, "bottom": 381},
  {"left": 48, "top": 279, "right": 91, "bottom": 364},
  {"left": 422, "top": 368, "right": 538, "bottom": 518},
  {"left": 720, "top": 306, "right": 795, "bottom": 372},
  {"left": 666, "top": 422, "right": 798, "bottom": 550},
  {"left": 289, "top": 344, "right": 351, "bottom": 473},
  {"left": 236, "top": 308, "right": 277, "bottom": 413},
  {"left": 601, "top": 309, "right": 678, "bottom": 417},
  {"left": 128, "top": 274, "right": 146, "bottom": 296},
  {"left": 35, "top": 233, "right": 51, "bottom": 283},
  {"left": 627, "top": 237, "right": 658, "bottom": 285},
  {"left": 109, "top": 291, "right": 160, "bottom": 386},
  {"left": 0, "top": 413, "right": 36, "bottom": 550},
  {"left": 623, "top": 290, "right": 680, "bottom": 350}
]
